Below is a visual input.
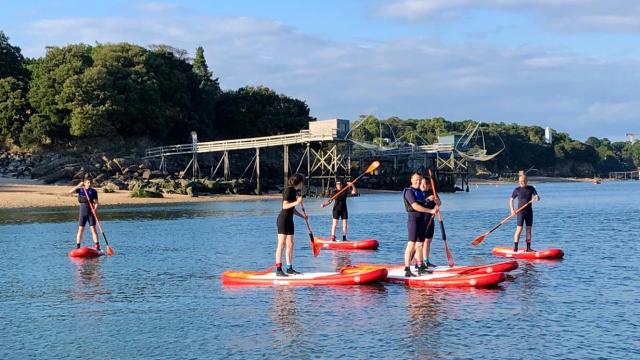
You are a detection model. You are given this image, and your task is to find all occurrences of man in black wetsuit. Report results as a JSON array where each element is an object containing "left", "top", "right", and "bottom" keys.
[
  {"left": 69, "top": 175, "right": 100, "bottom": 250},
  {"left": 510, "top": 174, "right": 540, "bottom": 252},
  {"left": 330, "top": 180, "right": 357, "bottom": 241}
]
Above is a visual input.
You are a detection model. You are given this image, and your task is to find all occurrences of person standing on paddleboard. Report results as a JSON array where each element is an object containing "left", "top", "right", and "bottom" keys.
[
  {"left": 420, "top": 176, "right": 441, "bottom": 270},
  {"left": 510, "top": 174, "right": 540, "bottom": 252},
  {"left": 330, "top": 179, "right": 357, "bottom": 242},
  {"left": 403, "top": 172, "right": 439, "bottom": 277},
  {"left": 69, "top": 175, "right": 100, "bottom": 251},
  {"left": 275, "top": 173, "right": 308, "bottom": 277}
]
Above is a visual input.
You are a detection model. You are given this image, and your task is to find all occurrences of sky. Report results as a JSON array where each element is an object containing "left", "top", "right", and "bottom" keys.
[{"left": 1, "top": 0, "right": 639, "bottom": 141}]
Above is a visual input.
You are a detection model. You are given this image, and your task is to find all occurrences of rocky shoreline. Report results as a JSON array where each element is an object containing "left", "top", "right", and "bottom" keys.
[{"left": 0, "top": 150, "right": 261, "bottom": 198}]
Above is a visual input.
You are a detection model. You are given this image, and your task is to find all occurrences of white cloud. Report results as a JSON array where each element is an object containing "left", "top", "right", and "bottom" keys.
[
  {"left": 376, "top": 0, "right": 640, "bottom": 33},
  {"left": 134, "top": 2, "right": 179, "bottom": 12},
  {"left": 21, "top": 15, "right": 640, "bottom": 140}
]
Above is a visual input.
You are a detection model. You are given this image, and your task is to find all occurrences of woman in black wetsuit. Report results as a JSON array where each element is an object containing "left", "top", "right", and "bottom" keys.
[{"left": 275, "top": 173, "right": 307, "bottom": 276}]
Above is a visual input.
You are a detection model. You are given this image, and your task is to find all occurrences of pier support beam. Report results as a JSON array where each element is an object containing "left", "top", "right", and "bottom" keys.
[
  {"left": 256, "top": 148, "right": 261, "bottom": 195},
  {"left": 283, "top": 145, "right": 289, "bottom": 188},
  {"left": 223, "top": 151, "right": 229, "bottom": 180}
]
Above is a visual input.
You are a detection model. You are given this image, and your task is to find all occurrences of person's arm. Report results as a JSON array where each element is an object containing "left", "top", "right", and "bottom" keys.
[
  {"left": 68, "top": 182, "right": 82, "bottom": 195},
  {"left": 532, "top": 187, "right": 540, "bottom": 201},
  {"left": 92, "top": 190, "right": 99, "bottom": 209},
  {"left": 411, "top": 202, "right": 438, "bottom": 215},
  {"left": 282, "top": 198, "right": 300, "bottom": 210},
  {"left": 293, "top": 208, "right": 307, "bottom": 219},
  {"left": 509, "top": 197, "right": 516, "bottom": 215},
  {"left": 349, "top": 182, "right": 358, "bottom": 195}
]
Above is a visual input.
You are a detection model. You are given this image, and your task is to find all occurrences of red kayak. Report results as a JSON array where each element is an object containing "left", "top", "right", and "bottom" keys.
[
  {"left": 355, "top": 260, "right": 518, "bottom": 275},
  {"left": 315, "top": 236, "right": 379, "bottom": 250},
  {"left": 221, "top": 267, "right": 387, "bottom": 286},
  {"left": 352, "top": 265, "right": 505, "bottom": 288},
  {"left": 68, "top": 246, "right": 104, "bottom": 258},
  {"left": 492, "top": 247, "right": 564, "bottom": 259}
]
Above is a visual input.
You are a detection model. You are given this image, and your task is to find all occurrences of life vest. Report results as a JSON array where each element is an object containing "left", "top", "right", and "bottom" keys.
[{"left": 402, "top": 187, "right": 425, "bottom": 212}]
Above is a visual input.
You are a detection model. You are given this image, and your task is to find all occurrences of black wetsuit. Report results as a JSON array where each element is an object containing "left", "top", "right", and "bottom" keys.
[
  {"left": 277, "top": 187, "right": 297, "bottom": 235},
  {"left": 332, "top": 190, "right": 349, "bottom": 220},
  {"left": 423, "top": 189, "right": 436, "bottom": 239},
  {"left": 403, "top": 187, "right": 426, "bottom": 243},
  {"left": 512, "top": 185, "right": 538, "bottom": 226},
  {"left": 77, "top": 187, "right": 98, "bottom": 227}
]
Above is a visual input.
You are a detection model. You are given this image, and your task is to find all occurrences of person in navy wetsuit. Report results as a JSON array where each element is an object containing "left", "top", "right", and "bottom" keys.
[
  {"left": 68, "top": 175, "right": 100, "bottom": 250},
  {"left": 403, "top": 172, "right": 439, "bottom": 277},
  {"left": 510, "top": 174, "right": 540, "bottom": 252}
]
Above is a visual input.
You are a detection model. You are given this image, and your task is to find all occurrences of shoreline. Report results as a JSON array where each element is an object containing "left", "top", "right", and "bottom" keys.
[
  {"left": 0, "top": 177, "right": 280, "bottom": 209},
  {"left": 1, "top": 175, "right": 604, "bottom": 210}
]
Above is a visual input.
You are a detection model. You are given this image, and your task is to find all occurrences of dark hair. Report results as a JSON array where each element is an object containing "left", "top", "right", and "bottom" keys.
[
  {"left": 84, "top": 175, "right": 92, "bottom": 181},
  {"left": 288, "top": 173, "right": 305, "bottom": 187}
]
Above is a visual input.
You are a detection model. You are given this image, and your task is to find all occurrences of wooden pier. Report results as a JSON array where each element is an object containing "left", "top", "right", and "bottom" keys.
[
  {"left": 609, "top": 170, "right": 640, "bottom": 180},
  {"left": 144, "top": 119, "right": 468, "bottom": 194}
]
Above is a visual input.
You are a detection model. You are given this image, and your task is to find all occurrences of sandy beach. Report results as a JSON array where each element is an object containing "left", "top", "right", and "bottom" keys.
[
  {"left": 0, "top": 177, "right": 280, "bottom": 209},
  {"left": 0, "top": 175, "right": 601, "bottom": 209}
]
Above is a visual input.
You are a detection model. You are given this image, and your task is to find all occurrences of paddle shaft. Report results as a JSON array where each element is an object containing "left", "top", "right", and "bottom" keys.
[
  {"left": 86, "top": 196, "right": 112, "bottom": 250},
  {"left": 471, "top": 199, "right": 534, "bottom": 246},
  {"left": 428, "top": 169, "right": 454, "bottom": 267},
  {"left": 322, "top": 171, "right": 366, "bottom": 207},
  {"left": 299, "top": 200, "right": 320, "bottom": 256}
]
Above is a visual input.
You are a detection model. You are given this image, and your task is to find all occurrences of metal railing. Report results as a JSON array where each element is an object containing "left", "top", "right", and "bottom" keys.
[{"left": 145, "top": 129, "right": 341, "bottom": 158}]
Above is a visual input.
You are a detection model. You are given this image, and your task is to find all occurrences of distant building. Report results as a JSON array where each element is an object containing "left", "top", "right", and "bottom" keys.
[{"left": 545, "top": 127, "right": 552, "bottom": 144}]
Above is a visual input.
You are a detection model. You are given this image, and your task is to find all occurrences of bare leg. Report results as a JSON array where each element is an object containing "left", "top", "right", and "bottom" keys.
[
  {"left": 414, "top": 242, "right": 424, "bottom": 265},
  {"left": 90, "top": 226, "right": 99, "bottom": 247},
  {"left": 275, "top": 234, "right": 286, "bottom": 264},
  {"left": 422, "top": 238, "right": 433, "bottom": 263},
  {"left": 514, "top": 225, "right": 523, "bottom": 251},
  {"left": 404, "top": 242, "right": 415, "bottom": 267},
  {"left": 342, "top": 219, "right": 348, "bottom": 240},
  {"left": 285, "top": 235, "right": 294, "bottom": 265},
  {"left": 76, "top": 226, "right": 85, "bottom": 247},
  {"left": 331, "top": 219, "right": 338, "bottom": 239}
]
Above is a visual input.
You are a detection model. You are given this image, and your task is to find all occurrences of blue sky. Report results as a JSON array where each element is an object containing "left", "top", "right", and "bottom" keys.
[{"left": 2, "top": 0, "right": 639, "bottom": 140}]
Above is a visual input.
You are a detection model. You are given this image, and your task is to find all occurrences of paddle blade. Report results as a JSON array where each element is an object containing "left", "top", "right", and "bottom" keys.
[
  {"left": 311, "top": 242, "right": 321, "bottom": 257},
  {"left": 366, "top": 160, "right": 381, "bottom": 174},
  {"left": 106, "top": 246, "right": 115, "bottom": 256},
  {"left": 444, "top": 241, "right": 455, "bottom": 267},
  {"left": 471, "top": 234, "right": 487, "bottom": 246}
]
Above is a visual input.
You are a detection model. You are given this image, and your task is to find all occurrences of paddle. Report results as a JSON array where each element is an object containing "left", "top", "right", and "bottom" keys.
[
  {"left": 428, "top": 169, "right": 454, "bottom": 267},
  {"left": 321, "top": 161, "right": 381, "bottom": 208},
  {"left": 299, "top": 200, "right": 320, "bottom": 257},
  {"left": 470, "top": 199, "right": 534, "bottom": 246},
  {"left": 86, "top": 195, "right": 115, "bottom": 256}
]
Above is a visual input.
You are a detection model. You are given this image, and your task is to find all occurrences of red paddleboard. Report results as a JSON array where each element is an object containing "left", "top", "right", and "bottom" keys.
[
  {"left": 492, "top": 247, "right": 564, "bottom": 259},
  {"left": 376, "top": 266, "right": 506, "bottom": 288},
  {"left": 355, "top": 260, "right": 518, "bottom": 275},
  {"left": 315, "top": 236, "right": 379, "bottom": 250},
  {"left": 68, "top": 246, "right": 104, "bottom": 258},
  {"left": 221, "top": 267, "right": 387, "bottom": 286}
]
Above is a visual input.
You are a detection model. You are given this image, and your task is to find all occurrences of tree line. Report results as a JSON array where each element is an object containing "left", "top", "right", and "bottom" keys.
[
  {"left": 351, "top": 115, "right": 640, "bottom": 177},
  {"left": 0, "top": 31, "right": 312, "bottom": 148}
]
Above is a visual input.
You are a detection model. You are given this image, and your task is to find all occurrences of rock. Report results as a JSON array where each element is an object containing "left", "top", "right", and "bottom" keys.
[{"left": 142, "top": 169, "right": 152, "bottom": 179}]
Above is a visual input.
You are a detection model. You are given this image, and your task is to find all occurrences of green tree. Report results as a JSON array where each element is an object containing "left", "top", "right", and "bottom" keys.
[
  {"left": 215, "top": 86, "right": 311, "bottom": 138},
  {"left": 0, "top": 77, "right": 31, "bottom": 143}
]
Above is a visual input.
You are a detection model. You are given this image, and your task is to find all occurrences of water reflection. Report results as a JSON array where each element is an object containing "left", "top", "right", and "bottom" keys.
[
  {"left": 406, "top": 288, "right": 442, "bottom": 359},
  {"left": 69, "top": 257, "right": 109, "bottom": 302},
  {"left": 271, "top": 288, "right": 303, "bottom": 349}
]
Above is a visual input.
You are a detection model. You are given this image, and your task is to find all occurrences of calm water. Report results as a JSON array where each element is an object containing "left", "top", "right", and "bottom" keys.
[{"left": 1, "top": 182, "right": 638, "bottom": 359}]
